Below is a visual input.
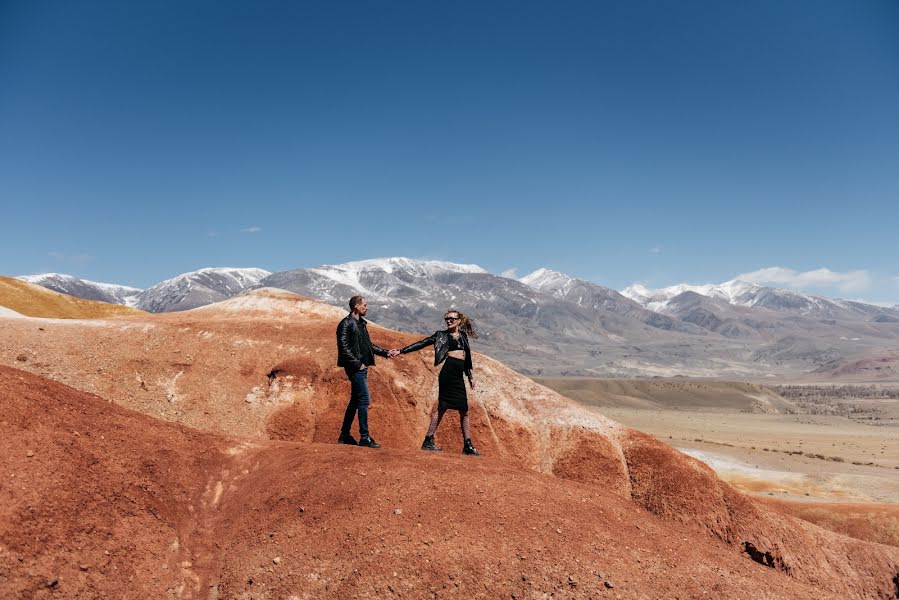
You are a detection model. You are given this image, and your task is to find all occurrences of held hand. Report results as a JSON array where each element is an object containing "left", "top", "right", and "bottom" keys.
[
  {"left": 359, "top": 364, "right": 367, "bottom": 371},
  {"left": 469, "top": 379, "right": 476, "bottom": 390},
  {"left": 388, "top": 349, "right": 401, "bottom": 358}
]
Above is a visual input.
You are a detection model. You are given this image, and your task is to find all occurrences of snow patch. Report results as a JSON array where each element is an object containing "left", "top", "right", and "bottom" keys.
[{"left": 0, "top": 305, "right": 27, "bottom": 318}]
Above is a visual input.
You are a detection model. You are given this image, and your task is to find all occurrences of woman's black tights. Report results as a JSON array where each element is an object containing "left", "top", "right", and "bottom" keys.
[{"left": 427, "top": 407, "right": 471, "bottom": 439}]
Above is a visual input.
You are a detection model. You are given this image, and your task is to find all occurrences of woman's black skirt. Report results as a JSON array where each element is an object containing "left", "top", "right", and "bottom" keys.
[{"left": 438, "top": 357, "right": 468, "bottom": 411}]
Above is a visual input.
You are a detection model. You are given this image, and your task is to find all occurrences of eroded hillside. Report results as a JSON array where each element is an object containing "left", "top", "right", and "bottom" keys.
[{"left": 1, "top": 289, "right": 897, "bottom": 598}]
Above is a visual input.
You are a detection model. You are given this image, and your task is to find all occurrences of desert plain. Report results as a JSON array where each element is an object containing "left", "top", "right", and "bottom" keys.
[{"left": 536, "top": 377, "right": 899, "bottom": 548}]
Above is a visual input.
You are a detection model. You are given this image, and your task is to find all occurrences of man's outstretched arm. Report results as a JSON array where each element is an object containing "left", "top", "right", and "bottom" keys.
[{"left": 371, "top": 341, "right": 390, "bottom": 358}]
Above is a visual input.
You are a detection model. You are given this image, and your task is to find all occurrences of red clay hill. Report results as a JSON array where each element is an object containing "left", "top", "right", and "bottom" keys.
[{"left": 1, "top": 288, "right": 898, "bottom": 599}]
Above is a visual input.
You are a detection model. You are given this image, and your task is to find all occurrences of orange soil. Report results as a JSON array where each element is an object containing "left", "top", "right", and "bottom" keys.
[
  {"left": 764, "top": 499, "right": 899, "bottom": 548},
  {"left": 1, "top": 288, "right": 898, "bottom": 598},
  {"left": 0, "top": 276, "right": 143, "bottom": 319},
  {"left": 0, "top": 365, "right": 884, "bottom": 600}
]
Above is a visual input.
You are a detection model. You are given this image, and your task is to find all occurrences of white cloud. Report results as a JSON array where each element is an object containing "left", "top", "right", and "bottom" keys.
[
  {"left": 500, "top": 268, "right": 518, "bottom": 279},
  {"left": 48, "top": 251, "right": 93, "bottom": 265},
  {"left": 241, "top": 226, "right": 261, "bottom": 233},
  {"left": 735, "top": 266, "right": 871, "bottom": 294},
  {"left": 207, "top": 231, "right": 220, "bottom": 238},
  {"left": 650, "top": 245, "right": 662, "bottom": 254}
]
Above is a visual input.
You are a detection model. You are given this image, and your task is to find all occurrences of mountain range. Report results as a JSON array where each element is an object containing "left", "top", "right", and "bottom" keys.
[
  {"left": 19, "top": 273, "right": 143, "bottom": 307},
  {"left": 13, "top": 259, "right": 899, "bottom": 378},
  {"left": 622, "top": 280, "right": 899, "bottom": 321},
  {"left": 20, "top": 268, "right": 271, "bottom": 313}
]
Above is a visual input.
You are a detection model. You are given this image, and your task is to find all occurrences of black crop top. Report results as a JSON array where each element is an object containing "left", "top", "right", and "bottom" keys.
[{"left": 447, "top": 333, "right": 465, "bottom": 353}]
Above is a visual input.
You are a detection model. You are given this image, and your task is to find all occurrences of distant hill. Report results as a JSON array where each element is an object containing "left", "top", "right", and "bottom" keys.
[
  {"left": 0, "top": 276, "right": 144, "bottom": 319},
  {"left": 812, "top": 349, "right": 899, "bottom": 382},
  {"left": 17, "top": 273, "right": 142, "bottom": 306},
  {"left": 534, "top": 377, "right": 796, "bottom": 412},
  {"left": 134, "top": 267, "right": 270, "bottom": 312}
]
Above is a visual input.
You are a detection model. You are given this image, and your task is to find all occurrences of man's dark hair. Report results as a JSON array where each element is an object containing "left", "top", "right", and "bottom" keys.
[{"left": 349, "top": 295, "right": 365, "bottom": 311}]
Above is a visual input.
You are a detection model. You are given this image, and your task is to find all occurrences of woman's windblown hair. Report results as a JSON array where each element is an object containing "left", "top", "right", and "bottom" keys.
[{"left": 446, "top": 309, "right": 478, "bottom": 339}]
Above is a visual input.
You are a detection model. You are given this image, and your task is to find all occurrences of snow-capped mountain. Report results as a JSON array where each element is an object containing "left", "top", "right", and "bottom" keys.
[
  {"left": 621, "top": 279, "right": 899, "bottom": 321},
  {"left": 518, "top": 268, "right": 699, "bottom": 333},
  {"left": 257, "top": 258, "right": 709, "bottom": 369},
  {"left": 521, "top": 268, "right": 642, "bottom": 311},
  {"left": 136, "top": 267, "right": 271, "bottom": 313},
  {"left": 519, "top": 268, "right": 576, "bottom": 292},
  {"left": 263, "top": 257, "right": 489, "bottom": 306},
  {"left": 621, "top": 280, "right": 760, "bottom": 312},
  {"left": 260, "top": 257, "right": 557, "bottom": 325},
  {"left": 17, "top": 273, "right": 143, "bottom": 307}
]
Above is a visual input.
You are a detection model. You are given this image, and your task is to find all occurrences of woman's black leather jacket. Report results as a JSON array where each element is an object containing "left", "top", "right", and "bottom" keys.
[{"left": 400, "top": 330, "right": 473, "bottom": 380}]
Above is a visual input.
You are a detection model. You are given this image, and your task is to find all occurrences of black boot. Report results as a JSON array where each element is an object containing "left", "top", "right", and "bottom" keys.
[
  {"left": 463, "top": 438, "right": 480, "bottom": 456},
  {"left": 358, "top": 436, "right": 381, "bottom": 449},
  {"left": 421, "top": 435, "right": 442, "bottom": 452},
  {"left": 337, "top": 433, "right": 358, "bottom": 445}
]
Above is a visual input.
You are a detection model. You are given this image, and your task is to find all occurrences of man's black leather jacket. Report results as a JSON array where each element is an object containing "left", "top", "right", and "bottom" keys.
[
  {"left": 400, "top": 330, "right": 473, "bottom": 380},
  {"left": 336, "top": 314, "right": 388, "bottom": 371}
]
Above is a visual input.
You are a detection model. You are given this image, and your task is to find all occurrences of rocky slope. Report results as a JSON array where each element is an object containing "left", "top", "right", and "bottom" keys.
[
  {"left": 2, "top": 364, "right": 869, "bottom": 600},
  {"left": 1, "top": 288, "right": 897, "bottom": 598}
]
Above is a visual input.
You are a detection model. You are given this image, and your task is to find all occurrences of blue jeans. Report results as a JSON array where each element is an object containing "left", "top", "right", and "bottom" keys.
[{"left": 341, "top": 367, "right": 371, "bottom": 437}]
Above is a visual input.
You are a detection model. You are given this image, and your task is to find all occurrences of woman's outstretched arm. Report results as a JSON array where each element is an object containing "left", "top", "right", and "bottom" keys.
[{"left": 400, "top": 333, "right": 437, "bottom": 354}]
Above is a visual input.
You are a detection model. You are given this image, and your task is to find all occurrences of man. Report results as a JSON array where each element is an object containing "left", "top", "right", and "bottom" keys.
[{"left": 336, "top": 295, "right": 397, "bottom": 448}]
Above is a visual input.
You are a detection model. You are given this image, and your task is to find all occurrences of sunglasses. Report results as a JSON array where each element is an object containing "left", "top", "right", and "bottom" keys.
[{"left": 444, "top": 316, "right": 460, "bottom": 322}]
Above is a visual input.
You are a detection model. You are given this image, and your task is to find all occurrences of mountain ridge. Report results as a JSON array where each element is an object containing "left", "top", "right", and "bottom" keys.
[
  {"left": 18, "top": 272, "right": 143, "bottom": 306},
  {"left": 11, "top": 260, "right": 899, "bottom": 378},
  {"left": 133, "top": 266, "right": 271, "bottom": 312}
]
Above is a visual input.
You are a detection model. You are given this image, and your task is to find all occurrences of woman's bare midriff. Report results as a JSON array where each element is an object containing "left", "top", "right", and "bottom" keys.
[{"left": 447, "top": 350, "right": 466, "bottom": 360}]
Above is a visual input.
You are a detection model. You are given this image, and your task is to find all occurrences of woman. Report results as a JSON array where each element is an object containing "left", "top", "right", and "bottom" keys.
[{"left": 399, "top": 309, "right": 480, "bottom": 456}]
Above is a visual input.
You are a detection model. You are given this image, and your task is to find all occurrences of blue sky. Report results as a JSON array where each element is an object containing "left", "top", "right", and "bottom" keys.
[{"left": 2, "top": 1, "right": 898, "bottom": 303}]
